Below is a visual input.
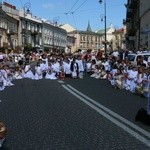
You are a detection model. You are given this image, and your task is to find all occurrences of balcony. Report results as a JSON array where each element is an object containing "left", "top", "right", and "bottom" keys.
[
  {"left": 128, "top": 0, "right": 138, "bottom": 9},
  {"left": 7, "top": 29, "right": 16, "bottom": 35},
  {"left": 31, "top": 30, "right": 38, "bottom": 35},
  {"left": 126, "top": 8, "right": 133, "bottom": 18}
]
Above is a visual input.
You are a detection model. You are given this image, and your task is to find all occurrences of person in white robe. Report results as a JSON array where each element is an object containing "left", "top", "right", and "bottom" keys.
[
  {"left": 40, "top": 60, "right": 48, "bottom": 79},
  {"left": 51, "top": 60, "right": 60, "bottom": 77},
  {"left": 24, "top": 62, "right": 34, "bottom": 79},
  {"left": 45, "top": 62, "right": 57, "bottom": 80},
  {"left": 34, "top": 62, "right": 42, "bottom": 80},
  {"left": 126, "top": 67, "right": 138, "bottom": 92},
  {"left": 14, "top": 67, "right": 23, "bottom": 79},
  {"left": 63, "top": 59, "right": 71, "bottom": 78},
  {"left": 134, "top": 67, "right": 144, "bottom": 95},
  {"left": 147, "top": 68, "right": 150, "bottom": 115},
  {"left": 1, "top": 65, "right": 14, "bottom": 87},
  {"left": 109, "top": 64, "right": 118, "bottom": 86},
  {"left": 76, "top": 56, "right": 84, "bottom": 79},
  {"left": 70, "top": 58, "right": 79, "bottom": 78}
]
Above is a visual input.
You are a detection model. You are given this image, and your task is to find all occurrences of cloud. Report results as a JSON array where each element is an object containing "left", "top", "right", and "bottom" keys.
[{"left": 42, "top": 3, "right": 54, "bottom": 9}]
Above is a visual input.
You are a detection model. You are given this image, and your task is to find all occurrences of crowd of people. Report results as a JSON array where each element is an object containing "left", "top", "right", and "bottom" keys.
[
  {"left": 0, "top": 49, "right": 150, "bottom": 146},
  {"left": 0, "top": 49, "right": 150, "bottom": 106}
]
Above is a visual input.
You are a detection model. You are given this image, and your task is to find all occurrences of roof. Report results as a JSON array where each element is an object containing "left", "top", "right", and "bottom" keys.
[
  {"left": 96, "top": 28, "right": 110, "bottom": 34},
  {"left": 113, "top": 28, "right": 124, "bottom": 34}
]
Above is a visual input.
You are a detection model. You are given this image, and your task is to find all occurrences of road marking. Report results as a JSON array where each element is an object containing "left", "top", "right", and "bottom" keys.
[
  {"left": 58, "top": 80, "right": 65, "bottom": 84},
  {"left": 62, "top": 84, "right": 150, "bottom": 148},
  {"left": 67, "top": 84, "right": 150, "bottom": 139}
]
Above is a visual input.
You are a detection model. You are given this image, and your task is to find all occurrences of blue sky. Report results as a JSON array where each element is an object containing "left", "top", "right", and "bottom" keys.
[{"left": 4, "top": 0, "right": 127, "bottom": 31}]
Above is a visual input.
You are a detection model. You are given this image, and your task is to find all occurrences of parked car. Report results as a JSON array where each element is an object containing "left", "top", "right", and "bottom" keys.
[{"left": 127, "top": 52, "right": 150, "bottom": 66}]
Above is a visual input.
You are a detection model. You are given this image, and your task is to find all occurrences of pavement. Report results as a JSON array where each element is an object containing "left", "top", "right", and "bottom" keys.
[{"left": 0, "top": 77, "right": 150, "bottom": 150}]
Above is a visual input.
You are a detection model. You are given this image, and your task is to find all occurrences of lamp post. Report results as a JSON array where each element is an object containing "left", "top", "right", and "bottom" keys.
[{"left": 99, "top": 0, "right": 107, "bottom": 58}]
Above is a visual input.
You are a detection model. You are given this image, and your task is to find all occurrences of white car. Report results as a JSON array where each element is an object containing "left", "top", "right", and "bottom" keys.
[{"left": 127, "top": 52, "right": 150, "bottom": 66}]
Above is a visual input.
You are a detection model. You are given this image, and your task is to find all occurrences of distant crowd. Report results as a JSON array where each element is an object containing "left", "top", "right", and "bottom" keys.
[{"left": 0, "top": 49, "right": 150, "bottom": 101}]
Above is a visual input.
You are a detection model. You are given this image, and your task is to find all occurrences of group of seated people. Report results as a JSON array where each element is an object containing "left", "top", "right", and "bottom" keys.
[
  {"left": 0, "top": 53, "right": 86, "bottom": 91},
  {"left": 0, "top": 50, "right": 150, "bottom": 99},
  {"left": 88, "top": 57, "right": 150, "bottom": 98}
]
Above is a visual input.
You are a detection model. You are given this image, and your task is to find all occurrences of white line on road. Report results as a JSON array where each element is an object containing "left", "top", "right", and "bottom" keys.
[
  {"left": 62, "top": 84, "right": 150, "bottom": 148},
  {"left": 67, "top": 84, "right": 150, "bottom": 139},
  {"left": 58, "top": 80, "right": 65, "bottom": 84}
]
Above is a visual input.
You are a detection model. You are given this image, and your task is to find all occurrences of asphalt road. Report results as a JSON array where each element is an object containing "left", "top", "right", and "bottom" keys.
[{"left": 0, "top": 76, "right": 150, "bottom": 150}]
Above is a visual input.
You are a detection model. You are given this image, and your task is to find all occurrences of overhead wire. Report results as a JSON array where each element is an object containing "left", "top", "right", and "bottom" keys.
[
  {"left": 72, "top": 0, "right": 88, "bottom": 13},
  {"left": 68, "top": 0, "right": 79, "bottom": 13}
]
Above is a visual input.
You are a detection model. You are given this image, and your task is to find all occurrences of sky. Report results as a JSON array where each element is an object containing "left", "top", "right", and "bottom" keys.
[{"left": 3, "top": 0, "right": 127, "bottom": 31}]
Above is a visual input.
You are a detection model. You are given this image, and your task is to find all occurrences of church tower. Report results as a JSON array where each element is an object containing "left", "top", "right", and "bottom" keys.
[{"left": 86, "top": 20, "right": 92, "bottom": 32}]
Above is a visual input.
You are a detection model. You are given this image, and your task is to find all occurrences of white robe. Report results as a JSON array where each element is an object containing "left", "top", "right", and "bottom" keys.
[
  {"left": 45, "top": 66, "right": 57, "bottom": 80},
  {"left": 34, "top": 66, "right": 42, "bottom": 80},
  {"left": 24, "top": 65, "right": 34, "bottom": 79}
]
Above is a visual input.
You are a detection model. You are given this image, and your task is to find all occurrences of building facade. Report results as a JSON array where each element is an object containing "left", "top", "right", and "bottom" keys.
[
  {"left": 112, "top": 27, "right": 126, "bottom": 50},
  {"left": 0, "top": 2, "right": 68, "bottom": 53},
  {"left": 140, "top": 0, "right": 150, "bottom": 50},
  {"left": 125, "top": 0, "right": 150, "bottom": 50},
  {"left": 42, "top": 21, "right": 67, "bottom": 52},
  {"left": 0, "top": 4, "right": 18, "bottom": 52}
]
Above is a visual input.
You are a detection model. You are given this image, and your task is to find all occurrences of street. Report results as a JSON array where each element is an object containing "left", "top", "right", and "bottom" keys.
[{"left": 0, "top": 76, "right": 150, "bottom": 150}]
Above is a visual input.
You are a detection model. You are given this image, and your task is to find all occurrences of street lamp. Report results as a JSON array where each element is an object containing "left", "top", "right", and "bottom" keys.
[
  {"left": 24, "top": 2, "right": 31, "bottom": 16},
  {"left": 99, "top": 0, "right": 107, "bottom": 58}
]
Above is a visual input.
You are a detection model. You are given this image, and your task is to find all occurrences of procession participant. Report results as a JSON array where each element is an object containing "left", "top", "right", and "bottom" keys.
[
  {"left": 114, "top": 66, "right": 124, "bottom": 89},
  {"left": 76, "top": 55, "right": 84, "bottom": 79},
  {"left": 99, "top": 65, "right": 108, "bottom": 80},
  {"left": 1, "top": 65, "right": 14, "bottom": 87},
  {"left": 70, "top": 58, "right": 79, "bottom": 78},
  {"left": 63, "top": 58, "right": 71, "bottom": 78},
  {"left": 108, "top": 64, "right": 118, "bottom": 86},
  {"left": 146, "top": 68, "right": 150, "bottom": 115},
  {"left": 90, "top": 65, "right": 100, "bottom": 78},
  {"left": 58, "top": 60, "right": 65, "bottom": 80},
  {"left": 134, "top": 67, "right": 144, "bottom": 95},
  {"left": 127, "top": 66, "right": 138, "bottom": 92},
  {"left": 46, "top": 61, "right": 57, "bottom": 80},
  {"left": 96, "top": 49, "right": 103, "bottom": 60},
  {"left": 86, "top": 59, "right": 92, "bottom": 75},
  {"left": 0, "top": 122, "right": 6, "bottom": 148},
  {"left": 34, "top": 62, "right": 42, "bottom": 80},
  {"left": 24, "top": 61, "right": 34, "bottom": 79},
  {"left": 40, "top": 59, "right": 48, "bottom": 79},
  {"left": 13, "top": 67, "right": 24, "bottom": 80},
  {"left": 90, "top": 59, "right": 96, "bottom": 75},
  {"left": 142, "top": 68, "right": 150, "bottom": 98}
]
